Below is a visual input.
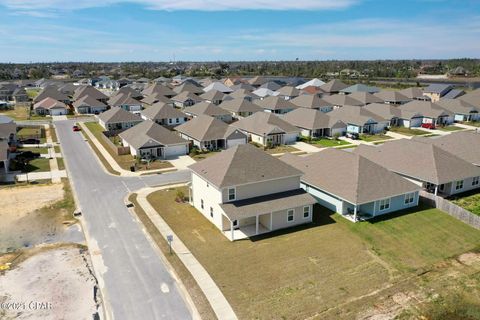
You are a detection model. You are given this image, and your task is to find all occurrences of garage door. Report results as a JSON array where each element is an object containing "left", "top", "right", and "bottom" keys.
[{"left": 226, "top": 138, "right": 246, "bottom": 149}]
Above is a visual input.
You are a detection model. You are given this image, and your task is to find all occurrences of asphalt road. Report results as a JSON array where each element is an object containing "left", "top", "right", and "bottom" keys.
[{"left": 55, "top": 120, "right": 192, "bottom": 320}]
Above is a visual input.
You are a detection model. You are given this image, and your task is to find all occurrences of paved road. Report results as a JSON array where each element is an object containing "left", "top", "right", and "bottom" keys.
[{"left": 55, "top": 120, "right": 192, "bottom": 320}]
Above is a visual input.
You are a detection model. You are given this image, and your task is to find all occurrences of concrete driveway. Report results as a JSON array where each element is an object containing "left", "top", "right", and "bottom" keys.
[{"left": 55, "top": 120, "right": 193, "bottom": 320}]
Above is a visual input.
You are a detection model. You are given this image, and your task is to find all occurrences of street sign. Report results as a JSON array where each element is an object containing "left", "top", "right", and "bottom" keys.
[{"left": 166, "top": 235, "right": 173, "bottom": 254}]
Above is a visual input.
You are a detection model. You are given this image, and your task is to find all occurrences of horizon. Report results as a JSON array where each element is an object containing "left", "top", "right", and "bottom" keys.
[{"left": 1, "top": 0, "right": 479, "bottom": 63}]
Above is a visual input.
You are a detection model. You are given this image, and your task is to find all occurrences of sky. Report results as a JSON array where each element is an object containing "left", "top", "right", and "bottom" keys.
[{"left": 0, "top": 0, "right": 479, "bottom": 62}]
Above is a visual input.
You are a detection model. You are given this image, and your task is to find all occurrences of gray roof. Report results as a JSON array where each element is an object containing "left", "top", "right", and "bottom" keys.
[
  {"left": 442, "top": 89, "right": 464, "bottom": 99},
  {"left": 0, "top": 140, "right": 8, "bottom": 161},
  {"left": 73, "top": 95, "right": 107, "bottom": 109},
  {"left": 399, "top": 87, "right": 428, "bottom": 100},
  {"left": 399, "top": 100, "right": 453, "bottom": 119},
  {"left": 199, "top": 89, "right": 230, "bottom": 102},
  {"left": 218, "top": 98, "right": 263, "bottom": 114},
  {"left": 73, "top": 86, "right": 108, "bottom": 101},
  {"left": 0, "top": 115, "right": 13, "bottom": 124},
  {"left": 220, "top": 189, "right": 316, "bottom": 220},
  {"left": 290, "top": 94, "right": 331, "bottom": 109},
  {"left": 140, "top": 103, "right": 185, "bottom": 121},
  {"left": 141, "top": 93, "right": 172, "bottom": 105},
  {"left": 119, "top": 120, "right": 187, "bottom": 149},
  {"left": 436, "top": 99, "right": 478, "bottom": 115},
  {"left": 374, "top": 91, "right": 411, "bottom": 103},
  {"left": 254, "top": 96, "right": 299, "bottom": 111},
  {"left": 424, "top": 84, "right": 453, "bottom": 95},
  {"left": 189, "top": 143, "right": 303, "bottom": 188},
  {"left": 363, "top": 103, "right": 421, "bottom": 120},
  {"left": 0, "top": 121, "right": 16, "bottom": 140},
  {"left": 203, "top": 82, "right": 233, "bottom": 94},
  {"left": 98, "top": 107, "right": 142, "bottom": 124},
  {"left": 328, "top": 105, "right": 387, "bottom": 126},
  {"left": 276, "top": 86, "right": 300, "bottom": 97},
  {"left": 171, "top": 91, "right": 203, "bottom": 103},
  {"left": 175, "top": 115, "right": 245, "bottom": 141},
  {"left": 33, "top": 97, "right": 67, "bottom": 110},
  {"left": 251, "top": 88, "right": 279, "bottom": 98},
  {"left": 319, "top": 79, "right": 348, "bottom": 93},
  {"left": 34, "top": 87, "right": 70, "bottom": 103},
  {"left": 184, "top": 102, "right": 230, "bottom": 117},
  {"left": 354, "top": 139, "right": 480, "bottom": 185},
  {"left": 458, "top": 91, "right": 480, "bottom": 108},
  {"left": 233, "top": 112, "right": 300, "bottom": 135},
  {"left": 142, "top": 84, "right": 175, "bottom": 97},
  {"left": 281, "top": 148, "right": 420, "bottom": 205},
  {"left": 260, "top": 81, "right": 282, "bottom": 91},
  {"left": 172, "top": 83, "right": 204, "bottom": 95},
  {"left": 282, "top": 108, "right": 346, "bottom": 130},
  {"left": 412, "top": 131, "right": 480, "bottom": 166},
  {"left": 348, "top": 92, "right": 383, "bottom": 104},
  {"left": 340, "top": 84, "right": 380, "bottom": 94},
  {"left": 323, "top": 94, "right": 364, "bottom": 107}
]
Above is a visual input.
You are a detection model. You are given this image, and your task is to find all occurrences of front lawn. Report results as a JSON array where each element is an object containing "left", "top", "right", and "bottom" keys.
[
  {"left": 307, "top": 137, "right": 350, "bottom": 148},
  {"left": 190, "top": 150, "right": 221, "bottom": 161},
  {"left": 57, "top": 158, "right": 65, "bottom": 170},
  {"left": 437, "top": 125, "right": 463, "bottom": 132},
  {"left": 16, "top": 147, "right": 49, "bottom": 154},
  {"left": 451, "top": 191, "right": 480, "bottom": 217},
  {"left": 359, "top": 134, "right": 392, "bottom": 142},
  {"left": 24, "top": 158, "right": 50, "bottom": 172},
  {"left": 389, "top": 126, "right": 429, "bottom": 136},
  {"left": 463, "top": 121, "right": 480, "bottom": 127},
  {"left": 146, "top": 187, "right": 480, "bottom": 319},
  {"left": 17, "top": 127, "right": 42, "bottom": 139}
]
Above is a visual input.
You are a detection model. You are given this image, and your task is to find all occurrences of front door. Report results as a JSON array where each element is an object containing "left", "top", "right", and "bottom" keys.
[{"left": 232, "top": 220, "right": 239, "bottom": 229}]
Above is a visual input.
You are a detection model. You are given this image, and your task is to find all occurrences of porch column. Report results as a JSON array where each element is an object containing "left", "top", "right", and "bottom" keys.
[
  {"left": 255, "top": 215, "right": 259, "bottom": 235},
  {"left": 230, "top": 220, "right": 234, "bottom": 241},
  {"left": 188, "top": 185, "right": 192, "bottom": 204},
  {"left": 353, "top": 205, "right": 358, "bottom": 222},
  {"left": 270, "top": 212, "right": 273, "bottom": 230},
  {"left": 434, "top": 185, "right": 438, "bottom": 196}
]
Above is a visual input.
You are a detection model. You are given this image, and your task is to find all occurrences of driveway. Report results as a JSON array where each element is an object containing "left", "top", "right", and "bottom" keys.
[{"left": 55, "top": 120, "right": 193, "bottom": 320}]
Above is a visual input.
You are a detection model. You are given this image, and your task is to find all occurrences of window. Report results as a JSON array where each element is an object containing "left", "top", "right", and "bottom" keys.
[
  {"left": 287, "top": 209, "right": 294, "bottom": 222},
  {"left": 176, "top": 118, "right": 180, "bottom": 123},
  {"left": 200, "top": 199, "right": 204, "bottom": 209},
  {"left": 404, "top": 192, "right": 415, "bottom": 205},
  {"left": 210, "top": 207, "right": 213, "bottom": 218},
  {"left": 379, "top": 198, "right": 390, "bottom": 211},
  {"left": 455, "top": 180, "right": 464, "bottom": 190},
  {"left": 228, "top": 188, "right": 236, "bottom": 201},
  {"left": 473, "top": 177, "right": 479, "bottom": 186},
  {"left": 168, "top": 118, "right": 173, "bottom": 124},
  {"left": 303, "top": 206, "right": 310, "bottom": 219}
]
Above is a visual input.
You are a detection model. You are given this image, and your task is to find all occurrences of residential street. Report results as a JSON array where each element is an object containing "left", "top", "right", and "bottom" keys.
[{"left": 55, "top": 120, "right": 193, "bottom": 320}]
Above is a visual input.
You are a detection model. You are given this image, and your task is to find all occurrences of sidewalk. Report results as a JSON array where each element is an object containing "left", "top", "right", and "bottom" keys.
[
  {"left": 45, "top": 124, "right": 62, "bottom": 183},
  {"left": 135, "top": 185, "right": 238, "bottom": 320},
  {"left": 16, "top": 170, "right": 67, "bottom": 182},
  {"left": 79, "top": 122, "right": 177, "bottom": 176}
]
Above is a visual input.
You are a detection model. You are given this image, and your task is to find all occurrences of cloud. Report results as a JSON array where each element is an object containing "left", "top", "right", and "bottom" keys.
[{"left": 0, "top": 0, "right": 358, "bottom": 14}]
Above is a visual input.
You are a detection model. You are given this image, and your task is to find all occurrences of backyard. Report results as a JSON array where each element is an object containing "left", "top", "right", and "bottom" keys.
[
  {"left": 451, "top": 191, "right": 480, "bottom": 217},
  {"left": 388, "top": 126, "right": 429, "bottom": 136},
  {"left": 145, "top": 187, "right": 480, "bottom": 320},
  {"left": 0, "top": 107, "right": 48, "bottom": 121}
]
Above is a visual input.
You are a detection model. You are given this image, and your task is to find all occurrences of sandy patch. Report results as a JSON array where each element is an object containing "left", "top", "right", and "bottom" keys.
[
  {"left": 0, "top": 245, "right": 98, "bottom": 320},
  {"left": 457, "top": 252, "right": 480, "bottom": 266}
]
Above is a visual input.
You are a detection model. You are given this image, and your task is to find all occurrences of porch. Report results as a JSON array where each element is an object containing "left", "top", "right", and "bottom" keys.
[
  {"left": 222, "top": 213, "right": 273, "bottom": 241},
  {"left": 223, "top": 222, "right": 270, "bottom": 241}
]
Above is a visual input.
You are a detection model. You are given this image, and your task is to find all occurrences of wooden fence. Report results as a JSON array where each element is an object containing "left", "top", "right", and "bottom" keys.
[{"left": 98, "top": 131, "right": 130, "bottom": 156}]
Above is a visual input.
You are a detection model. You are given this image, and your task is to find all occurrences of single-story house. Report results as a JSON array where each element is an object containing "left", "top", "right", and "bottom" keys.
[
  {"left": 363, "top": 103, "right": 424, "bottom": 128},
  {"left": 188, "top": 144, "right": 317, "bottom": 241},
  {"left": 374, "top": 91, "right": 412, "bottom": 105},
  {"left": 442, "top": 89, "right": 465, "bottom": 99},
  {"left": 175, "top": 115, "right": 247, "bottom": 151},
  {"left": 340, "top": 84, "right": 380, "bottom": 95},
  {"left": 108, "top": 92, "right": 142, "bottom": 114},
  {"left": 73, "top": 85, "right": 109, "bottom": 103},
  {"left": 423, "top": 84, "right": 453, "bottom": 102},
  {"left": 282, "top": 108, "right": 346, "bottom": 138},
  {"left": 0, "top": 115, "right": 16, "bottom": 145},
  {"left": 33, "top": 97, "right": 68, "bottom": 116},
  {"left": 171, "top": 91, "right": 204, "bottom": 108},
  {"left": 458, "top": 89, "right": 480, "bottom": 109},
  {"left": 218, "top": 98, "right": 263, "bottom": 119},
  {"left": 399, "top": 101, "right": 454, "bottom": 126},
  {"left": 172, "top": 82, "right": 204, "bottom": 95},
  {"left": 275, "top": 86, "right": 300, "bottom": 100},
  {"left": 328, "top": 105, "right": 389, "bottom": 134},
  {"left": 183, "top": 102, "right": 232, "bottom": 122},
  {"left": 233, "top": 112, "right": 300, "bottom": 146},
  {"left": 323, "top": 94, "right": 364, "bottom": 108},
  {"left": 0, "top": 140, "right": 10, "bottom": 178},
  {"left": 141, "top": 83, "right": 176, "bottom": 98},
  {"left": 347, "top": 92, "right": 383, "bottom": 105},
  {"left": 398, "top": 87, "right": 430, "bottom": 101},
  {"left": 281, "top": 148, "right": 421, "bottom": 221},
  {"left": 228, "top": 89, "right": 259, "bottom": 102},
  {"left": 203, "top": 82, "right": 234, "bottom": 94},
  {"left": 319, "top": 79, "right": 349, "bottom": 95},
  {"left": 296, "top": 78, "right": 325, "bottom": 89},
  {"left": 119, "top": 120, "right": 189, "bottom": 159},
  {"left": 141, "top": 93, "right": 172, "bottom": 106},
  {"left": 199, "top": 90, "right": 232, "bottom": 105},
  {"left": 73, "top": 95, "right": 108, "bottom": 114},
  {"left": 436, "top": 99, "right": 479, "bottom": 122},
  {"left": 254, "top": 96, "right": 299, "bottom": 114},
  {"left": 97, "top": 106, "right": 143, "bottom": 130},
  {"left": 251, "top": 88, "right": 279, "bottom": 99},
  {"left": 290, "top": 94, "right": 333, "bottom": 112},
  {"left": 33, "top": 86, "right": 70, "bottom": 104},
  {"left": 140, "top": 102, "right": 187, "bottom": 127},
  {"left": 354, "top": 139, "right": 480, "bottom": 196}
]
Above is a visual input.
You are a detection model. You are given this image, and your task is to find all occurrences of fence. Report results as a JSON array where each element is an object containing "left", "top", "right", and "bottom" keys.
[
  {"left": 419, "top": 191, "right": 480, "bottom": 229},
  {"left": 98, "top": 131, "right": 130, "bottom": 156}
]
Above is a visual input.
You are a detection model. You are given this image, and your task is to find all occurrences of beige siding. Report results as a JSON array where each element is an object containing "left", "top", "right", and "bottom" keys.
[
  {"left": 271, "top": 205, "right": 312, "bottom": 230},
  {"left": 191, "top": 173, "right": 225, "bottom": 229}
]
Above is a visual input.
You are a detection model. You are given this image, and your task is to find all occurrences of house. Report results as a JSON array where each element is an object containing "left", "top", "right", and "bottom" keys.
[
  {"left": 73, "top": 86, "right": 109, "bottom": 103},
  {"left": 300, "top": 86, "right": 326, "bottom": 96},
  {"left": 323, "top": 94, "right": 364, "bottom": 108},
  {"left": 141, "top": 83, "right": 175, "bottom": 98},
  {"left": 340, "top": 84, "right": 380, "bottom": 95},
  {"left": 97, "top": 107, "right": 143, "bottom": 131},
  {"left": 275, "top": 86, "right": 300, "bottom": 100},
  {"left": 449, "top": 66, "right": 468, "bottom": 76},
  {"left": 228, "top": 89, "right": 259, "bottom": 102},
  {"left": 290, "top": 94, "right": 332, "bottom": 112},
  {"left": 33, "top": 86, "right": 70, "bottom": 104},
  {"left": 58, "top": 83, "right": 78, "bottom": 96},
  {"left": 458, "top": 90, "right": 480, "bottom": 109},
  {"left": 183, "top": 102, "right": 232, "bottom": 122},
  {"left": 423, "top": 84, "right": 453, "bottom": 102},
  {"left": 233, "top": 112, "right": 300, "bottom": 146},
  {"left": 230, "top": 83, "right": 256, "bottom": 92},
  {"left": 251, "top": 88, "right": 279, "bottom": 99},
  {"left": 347, "top": 92, "right": 383, "bottom": 105},
  {"left": 254, "top": 96, "right": 298, "bottom": 114},
  {"left": 119, "top": 120, "right": 189, "bottom": 159},
  {"left": 363, "top": 103, "right": 423, "bottom": 128},
  {"left": 141, "top": 93, "right": 172, "bottom": 106},
  {"left": 140, "top": 102, "right": 187, "bottom": 127},
  {"left": 399, "top": 101, "right": 454, "bottom": 126},
  {"left": 282, "top": 108, "right": 346, "bottom": 138},
  {"left": 171, "top": 91, "right": 203, "bottom": 108},
  {"left": 199, "top": 90, "right": 231, "bottom": 105},
  {"left": 412, "top": 131, "right": 480, "bottom": 166},
  {"left": 73, "top": 95, "right": 108, "bottom": 114},
  {"left": 442, "top": 89, "right": 465, "bottom": 99},
  {"left": 296, "top": 78, "right": 325, "bottom": 90},
  {"left": 0, "top": 83, "right": 18, "bottom": 101},
  {"left": 328, "top": 105, "right": 389, "bottom": 134},
  {"left": 95, "top": 79, "right": 120, "bottom": 90},
  {"left": 218, "top": 98, "right": 263, "bottom": 119},
  {"left": 354, "top": 139, "right": 480, "bottom": 196},
  {"left": 248, "top": 76, "right": 268, "bottom": 87},
  {"left": 260, "top": 81, "right": 282, "bottom": 91},
  {"left": 372, "top": 91, "right": 410, "bottom": 106},
  {"left": 188, "top": 144, "right": 317, "bottom": 240},
  {"left": 203, "top": 82, "right": 233, "bottom": 94},
  {"left": 33, "top": 97, "right": 68, "bottom": 116},
  {"left": 175, "top": 115, "right": 247, "bottom": 151},
  {"left": 399, "top": 87, "right": 430, "bottom": 101},
  {"left": 281, "top": 148, "right": 421, "bottom": 221},
  {"left": 108, "top": 93, "right": 143, "bottom": 113},
  {"left": 172, "top": 82, "right": 204, "bottom": 95},
  {"left": 319, "top": 79, "right": 349, "bottom": 96},
  {"left": 13, "top": 88, "right": 29, "bottom": 104},
  {"left": 115, "top": 86, "right": 143, "bottom": 100},
  {"left": 436, "top": 99, "right": 479, "bottom": 122},
  {"left": 0, "top": 115, "right": 16, "bottom": 146}
]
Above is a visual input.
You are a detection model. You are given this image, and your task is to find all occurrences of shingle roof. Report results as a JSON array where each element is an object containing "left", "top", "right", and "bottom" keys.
[
  {"left": 458, "top": 91, "right": 480, "bottom": 108},
  {"left": 340, "top": 84, "right": 380, "bottom": 94},
  {"left": 348, "top": 92, "right": 383, "bottom": 104},
  {"left": 281, "top": 148, "right": 420, "bottom": 205},
  {"left": 171, "top": 91, "right": 203, "bottom": 103},
  {"left": 290, "top": 94, "right": 331, "bottom": 109},
  {"left": 33, "top": 97, "right": 67, "bottom": 110},
  {"left": 189, "top": 143, "right": 303, "bottom": 188},
  {"left": 141, "top": 93, "right": 172, "bottom": 105},
  {"left": 399, "top": 87, "right": 427, "bottom": 100},
  {"left": 363, "top": 103, "right": 421, "bottom": 120},
  {"left": 276, "top": 86, "right": 300, "bottom": 97},
  {"left": 33, "top": 87, "right": 70, "bottom": 103},
  {"left": 172, "top": 82, "right": 204, "bottom": 95},
  {"left": 175, "top": 115, "right": 244, "bottom": 141},
  {"left": 374, "top": 91, "right": 411, "bottom": 103},
  {"left": 0, "top": 121, "right": 16, "bottom": 140},
  {"left": 319, "top": 79, "right": 348, "bottom": 93},
  {"left": 203, "top": 82, "right": 233, "bottom": 94},
  {"left": 328, "top": 105, "right": 387, "bottom": 126},
  {"left": 354, "top": 139, "right": 480, "bottom": 185},
  {"left": 323, "top": 94, "right": 364, "bottom": 107},
  {"left": 219, "top": 98, "right": 263, "bottom": 114},
  {"left": 424, "top": 84, "right": 453, "bottom": 95},
  {"left": 140, "top": 103, "right": 185, "bottom": 121},
  {"left": 296, "top": 78, "right": 325, "bottom": 89},
  {"left": 119, "top": 120, "right": 187, "bottom": 149},
  {"left": 142, "top": 83, "right": 175, "bottom": 97},
  {"left": 73, "top": 95, "right": 107, "bottom": 109},
  {"left": 73, "top": 86, "right": 108, "bottom": 101},
  {"left": 254, "top": 96, "right": 298, "bottom": 111},
  {"left": 436, "top": 99, "right": 478, "bottom": 115},
  {"left": 97, "top": 107, "right": 142, "bottom": 124},
  {"left": 399, "top": 100, "right": 453, "bottom": 118},
  {"left": 108, "top": 93, "right": 141, "bottom": 107},
  {"left": 282, "top": 108, "right": 345, "bottom": 130},
  {"left": 442, "top": 89, "right": 464, "bottom": 99},
  {"left": 184, "top": 102, "right": 230, "bottom": 117},
  {"left": 199, "top": 89, "right": 230, "bottom": 102},
  {"left": 0, "top": 140, "right": 8, "bottom": 161},
  {"left": 233, "top": 112, "right": 300, "bottom": 135},
  {"left": 260, "top": 81, "right": 282, "bottom": 91},
  {"left": 251, "top": 88, "right": 279, "bottom": 98}
]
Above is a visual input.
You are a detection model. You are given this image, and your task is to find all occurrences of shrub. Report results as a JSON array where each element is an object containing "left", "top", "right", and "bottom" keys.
[
  {"left": 175, "top": 190, "right": 185, "bottom": 203},
  {"left": 333, "top": 133, "right": 341, "bottom": 140}
]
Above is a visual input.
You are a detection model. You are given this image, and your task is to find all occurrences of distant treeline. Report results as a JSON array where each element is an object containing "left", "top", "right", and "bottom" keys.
[{"left": 0, "top": 59, "right": 479, "bottom": 81}]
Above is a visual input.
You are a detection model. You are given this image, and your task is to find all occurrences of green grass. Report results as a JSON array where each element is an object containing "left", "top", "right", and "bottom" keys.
[
  {"left": 359, "top": 134, "right": 393, "bottom": 142},
  {"left": 146, "top": 188, "right": 480, "bottom": 319},
  {"left": 437, "top": 125, "right": 464, "bottom": 132},
  {"left": 24, "top": 158, "right": 50, "bottom": 172},
  {"left": 54, "top": 146, "right": 61, "bottom": 153},
  {"left": 57, "top": 158, "right": 65, "bottom": 170},
  {"left": 0, "top": 107, "right": 30, "bottom": 121},
  {"left": 17, "top": 127, "right": 42, "bottom": 138},
  {"left": 49, "top": 125, "right": 58, "bottom": 142},
  {"left": 336, "top": 144, "right": 358, "bottom": 150},
  {"left": 26, "top": 88, "right": 41, "bottom": 99},
  {"left": 389, "top": 126, "right": 430, "bottom": 136},
  {"left": 307, "top": 137, "right": 350, "bottom": 148},
  {"left": 451, "top": 192, "right": 480, "bottom": 216},
  {"left": 463, "top": 121, "right": 480, "bottom": 127},
  {"left": 423, "top": 134, "right": 441, "bottom": 137},
  {"left": 17, "top": 147, "right": 49, "bottom": 154}
]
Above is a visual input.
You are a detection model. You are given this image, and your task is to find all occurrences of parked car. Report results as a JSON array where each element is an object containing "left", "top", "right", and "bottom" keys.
[
  {"left": 346, "top": 132, "right": 359, "bottom": 140},
  {"left": 421, "top": 123, "right": 435, "bottom": 130},
  {"left": 72, "top": 125, "right": 81, "bottom": 131},
  {"left": 19, "top": 138, "right": 40, "bottom": 144}
]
